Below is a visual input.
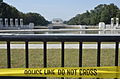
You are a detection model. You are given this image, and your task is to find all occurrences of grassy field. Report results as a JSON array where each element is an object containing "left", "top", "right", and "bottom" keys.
[{"left": 0, "top": 49, "right": 119, "bottom": 68}]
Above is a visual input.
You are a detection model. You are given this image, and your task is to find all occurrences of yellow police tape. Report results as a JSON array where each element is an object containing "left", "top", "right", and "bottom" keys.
[{"left": 0, "top": 66, "right": 120, "bottom": 78}]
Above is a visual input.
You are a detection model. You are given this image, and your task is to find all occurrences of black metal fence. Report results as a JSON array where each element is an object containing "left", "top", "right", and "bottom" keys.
[{"left": 0, "top": 34, "right": 119, "bottom": 79}]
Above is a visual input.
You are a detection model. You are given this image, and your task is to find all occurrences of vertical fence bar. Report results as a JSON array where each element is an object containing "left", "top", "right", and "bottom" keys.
[
  {"left": 79, "top": 42, "right": 83, "bottom": 67},
  {"left": 61, "top": 42, "right": 64, "bottom": 67},
  {"left": 97, "top": 42, "right": 101, "bottom": 67},
  {"left": 115, "top": 42, "right": 119, "bottom": 79},
  {"left": 61, "top": 42, "right": 64, "bottom": 79},
  {"left": 43, "top": 42, "right": 47, "bottom": 79},
  {"left": 79, "top": 42, "right": 83, "bottom": 79},
  {"left": 97, "top": 42, "right": 101, "bottom": 79},
  {"left": 44, "top": 42, "right": 47, "bottom": 68},
  {"left": 25, "top": 41, "right": 29, "bottom": 68},
  {"left": 115, "top": 42, "right": 119, "bottom": 66},
  {"left": 7, "top": 41, "right": 11, "bottom": 68}
]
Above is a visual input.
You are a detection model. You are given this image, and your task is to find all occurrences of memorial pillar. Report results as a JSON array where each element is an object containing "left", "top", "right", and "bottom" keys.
[
  {"left": 10, "top": 18, "right": 13, "bottom": 27},
  {"left": 20, "top": 19, "right": 23, "bottom": 27},
  {"left": 111, "top": 18, "right": 114, "bottom": 29},
  {"left": 0, "top": 18, "right": 3, "bottom": 29},
  {"left": 0, "top": 18, "right": 3, "bottom": 25},
  {"left": 116, "top": 18, "right": 119, "bottom": 27},
  {"left": 29, "top": 23, "right": 34, "bottom": 29},
  {"left": 5, "top": 18, "right": 8, "bottom": 27},
  {"left": 15, "top": 18, "right": 18, "bottom": 27},
  {"left": 99, "top": 22, "right": 105, "bottom": 34}
]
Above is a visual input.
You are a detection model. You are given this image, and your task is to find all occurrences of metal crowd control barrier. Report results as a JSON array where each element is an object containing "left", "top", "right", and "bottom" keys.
[{"left": 0, "top": 34, "right": 119, "bottom": 79}]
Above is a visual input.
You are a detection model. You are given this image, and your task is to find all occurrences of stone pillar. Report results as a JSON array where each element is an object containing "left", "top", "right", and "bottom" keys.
[
  {"left": 5, "top": 18, "right": 8, "bottom": 27},
  {"left": 113, "top": 18, "right": 119, "bottom": 34},
  {"left": 111, "top": 18, "right": 114, "bottom": 29},
  {"left": 116, "top": 18, "right": 119, "bottom": 27},
  {"left": 99, "top": 22, "right": 105, "bottom": 34},
  {"left": 79, "top": 25, "right": 82, "bottom": 34},
  {"left": 20, "top": 19, "right": 23, "bottom": 27},
  {"left": 10, "top": 18, "right": 13, "bottom": 27},
  {"left": 29, "top": 23, "right": 34, "bottom": 29},
  {"left": 111, "top": 18, "right": 115, "bottom": 34},
  {"left": 15, "top": 19, "right": 18, "bottom": 27},
  {"left": 79, "top": 25, "right": 85, "bottom": 34},
  {"left": 0, "top": 18, "right": 3, "bottom": 29},
  {"left": 0, "top": 18, "right": 3, "bottom": 25}
]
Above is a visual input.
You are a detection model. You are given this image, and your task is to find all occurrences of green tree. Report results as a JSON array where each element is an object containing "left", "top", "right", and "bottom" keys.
[
  {"left": 0, "top": 2, "right": 20, "bottom": 18},
  {"left": 0, "top": 0, "right": 3, "bottom": 3},
  {"left": 100, "top": 7, "right": 110, "bottom": 23},
  {"left": 0, "top": 2, "right": 49, "bottom": 26},
  {"left": 23, "top": 13, "right": 49, "bottom": 26},
  {"left": 67, "top": 3, "right": 120, "bottom": 25}
]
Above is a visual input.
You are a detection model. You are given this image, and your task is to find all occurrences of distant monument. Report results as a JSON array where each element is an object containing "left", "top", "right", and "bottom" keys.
[
  {"left": 48, "top": 18, "right": 65, "bottom": 29},
  {"left": 52, "top": 18, "right": 63, "bottom": 24}
]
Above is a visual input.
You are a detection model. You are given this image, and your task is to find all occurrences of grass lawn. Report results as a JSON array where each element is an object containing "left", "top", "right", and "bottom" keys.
[{"left": 0, "top": 49, "right": 119, "bottom": 68}]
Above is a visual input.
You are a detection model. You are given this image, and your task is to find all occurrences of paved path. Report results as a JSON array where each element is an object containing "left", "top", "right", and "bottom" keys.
[{"left": 0, "top": 44, "right": 117, "bottom": 49}]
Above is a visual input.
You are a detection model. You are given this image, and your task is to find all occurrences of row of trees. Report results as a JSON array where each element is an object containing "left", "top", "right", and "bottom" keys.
[
  {"left": 0, "top": 2, "right": 119, "bottom": 26},
  {"left": 67, "top": 4, "right": 120, "bottom": 25},
  {"left": 0, "top": 2, "right": 49, "bottom": 26}
]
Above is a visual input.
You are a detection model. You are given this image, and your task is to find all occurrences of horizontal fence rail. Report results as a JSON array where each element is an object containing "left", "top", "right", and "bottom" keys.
[
  {"left": 1, "top": 29, "right": 120, "bottom": 32},
  {"left": 0, "top": 34, "right": 119, "bottom": 79},
  {"left": 0, "top": 34, "right": 120, "bottom": 42}
]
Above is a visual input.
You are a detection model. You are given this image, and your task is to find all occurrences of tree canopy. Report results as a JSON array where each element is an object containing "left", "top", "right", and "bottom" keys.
[
  {"left": 1, "top": 2, "right": 119, "bottom": 26},
  {"left": 0, "top": 2, "right": 49, "bottom": 26},
  {"left": 67, "top": 4, "right": 120, "bottom": 25}
]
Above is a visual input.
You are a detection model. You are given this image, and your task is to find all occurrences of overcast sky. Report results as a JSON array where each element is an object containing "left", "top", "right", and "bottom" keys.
[{"left": 4, "top": 0, "right": 120, "bottom": 21}]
